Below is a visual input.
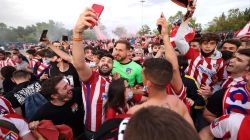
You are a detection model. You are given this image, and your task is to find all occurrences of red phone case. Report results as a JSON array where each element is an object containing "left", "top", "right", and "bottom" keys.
[{"left": 91, "top": 4, "right": 104, "bottom": 27}]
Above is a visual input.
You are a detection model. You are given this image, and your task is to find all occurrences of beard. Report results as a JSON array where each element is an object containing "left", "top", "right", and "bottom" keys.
[
  {"left": 98, "top": 65, "right": 112, "bottom": 76},
  {"left": 115, "top": 55, "right": 126, "bottom": 62}
]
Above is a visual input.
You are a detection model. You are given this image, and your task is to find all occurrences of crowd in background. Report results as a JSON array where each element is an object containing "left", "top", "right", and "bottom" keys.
[{"left": 0, "top": 2, "right": 250, "bottom": 140}]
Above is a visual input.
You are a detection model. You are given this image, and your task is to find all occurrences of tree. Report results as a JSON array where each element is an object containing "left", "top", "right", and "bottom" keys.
[
  {"left": 138, "top": 25, "right": 151, "bottom": 36},
  {"left": 206, "top": 8, "right": 250, "bottom": 32},
  {"left": 112, "top": 26, "right": 127, "bottom": 38},
  {"left": 168, "top": 11, "right": 202, "bottom": 29}
]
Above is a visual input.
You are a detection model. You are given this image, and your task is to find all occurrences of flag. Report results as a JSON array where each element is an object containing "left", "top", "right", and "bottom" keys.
[
  {"left": 170, "top": 25, "right": 196, "bottom": 48},
  {"left": 235, "top": 21, "right": 250, "bottom": 39}
]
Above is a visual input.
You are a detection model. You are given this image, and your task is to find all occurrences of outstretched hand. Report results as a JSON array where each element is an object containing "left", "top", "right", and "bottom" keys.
[
  {"left": 73, "top": 8, "right": 98, "bottom": 34},
  {"left": 156, "top": 14, "right": 168, "bottom": 37}
]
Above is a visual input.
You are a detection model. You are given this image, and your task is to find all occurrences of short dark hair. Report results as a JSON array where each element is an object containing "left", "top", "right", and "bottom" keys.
[
  {"left": 115, "top": 40, "right": 131, "bottom": 50},
  {"left": 100, "top": 51, "right": 114, "bottom": 60},
  {"left": 12, "top": 70, "right": 31, "bottom": 80},
  {"left": 237, "top": 48, "right": 250, "bottom": 68},
  {"left": 200, "top": 33, "right": 220, "bottom": 44},
  {"left": 104, "top": 78, "right": 126, "bottom": 113},
  {"left": 84, "top": 45, "right": 95, "bottom": 52},
  {"left": 151, "top": 42, "right": 161, "bottom": 49},
  {"left": 143, "top": 58, "right": 173, "bottom": 89},
  {"left": 221, "top": 39, "right": 241, "bottom": 49},
  {"left": 40, "top": 76, "right": 64, "bottom": 100},
  {"left": 0, "top": 50, "right": 5, "bottom": 55},
  {"left": 124, "top": 106, "right": 200, "bottom": 140},
  {"left": 26, "top": 49, "right": 37, "bottom": 56},
  {"left": 0, "top": 66, "right": 16, "bottom": 79}
]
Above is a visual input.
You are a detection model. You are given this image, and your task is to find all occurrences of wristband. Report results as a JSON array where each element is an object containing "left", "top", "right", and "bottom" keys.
[{"left": 72, "top": 37, "right": 82, "bottom": 42}]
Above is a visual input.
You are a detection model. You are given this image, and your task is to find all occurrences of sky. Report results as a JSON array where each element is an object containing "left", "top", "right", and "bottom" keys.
[{"left": 0, "top": 0, "right": 249, "bottom": 37}]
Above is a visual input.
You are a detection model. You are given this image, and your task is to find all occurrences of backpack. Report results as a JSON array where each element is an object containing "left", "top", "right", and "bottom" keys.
[{"left": 24, "top": 93, "right": 48, "bottom": 121}]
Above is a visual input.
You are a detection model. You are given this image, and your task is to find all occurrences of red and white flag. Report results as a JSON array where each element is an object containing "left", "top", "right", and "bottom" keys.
[
  {"left": 235, "top": 21, "right": 250, "bottom": 39},
  {"left": 170, "top": 25, "right": 196, "bottom": 48}
]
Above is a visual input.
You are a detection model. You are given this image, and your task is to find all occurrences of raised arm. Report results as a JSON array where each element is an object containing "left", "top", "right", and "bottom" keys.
[
  {"left": 47, "top": 43, "right": 73, "bottom": 63},
  {"left": 72, "top": 8, "right": 98, "bottom": 82},
  {"left": 157, "top": 14, "right": 185, "bottom": 97}
]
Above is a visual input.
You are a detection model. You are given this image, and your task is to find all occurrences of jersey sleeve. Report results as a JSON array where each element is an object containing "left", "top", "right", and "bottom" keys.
[
  {"left": 167, "top": 84, "right": 187, "bottom": 101},
  {"left": 210, "top": 114, "right": 230, "bottom": 138},
  {"left": 6, "top": 114, "right": 31, "bottom": 137}
]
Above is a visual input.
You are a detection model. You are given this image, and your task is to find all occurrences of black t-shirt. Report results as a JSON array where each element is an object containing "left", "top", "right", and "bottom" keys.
[
  {"left": 4, "top": 81, "right": 42, "bottom": 115},
  {"left": 2, "top": 78, "right": 16, "bottom": 93},
  {"left": 206, "top": 88, "right": 227, "bottom": 117},
  {"left": 182, "top": 76, "right": 205, "bottom": 107},
  {"left": 30, "top": 88, "right": 84, "bottom": 137},
  {"left": 49, "top": 63, "right": 81, "bottom": 88}
]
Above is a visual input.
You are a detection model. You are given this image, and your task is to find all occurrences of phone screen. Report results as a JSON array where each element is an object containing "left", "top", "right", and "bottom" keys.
[
  {"left": 91, "top": 4, "right": 104, "bottom": 27},
  {"left": 39, "top": 30, "right": 48, "bottom": 42}
]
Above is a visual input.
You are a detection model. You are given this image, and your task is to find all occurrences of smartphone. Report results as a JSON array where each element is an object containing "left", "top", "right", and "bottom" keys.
[
  {"left": 62, "top": 35, "right": 68, "bottom": 41},
  {"left": 90, "top": 4, "right": 104, "bottom": 27},
  {"left": 39, "top": 30, "right": 48, "bottom": 42},
  {"left": 157, "top": 14, "right": 164, "bottom": 34}
]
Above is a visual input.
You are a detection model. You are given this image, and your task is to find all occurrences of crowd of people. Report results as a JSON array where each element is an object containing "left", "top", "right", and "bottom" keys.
[{"left": 0, "top": 2, "right": 250, "bottom": 140}]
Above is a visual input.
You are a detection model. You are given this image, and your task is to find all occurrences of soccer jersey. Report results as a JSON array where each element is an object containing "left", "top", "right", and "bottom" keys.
[
  {"left": 210, "top": 113, "right": 250, "bottom": 140},
  {"left": 0, "top": 58, "right": 16, "bottom": 68},
  {"left": 0, "top": 113, "right": 30, "bottom": 140},
  {"left": 29, "top": 58, "right": 39, "bottom": 69},
  {"left": 221, "top": 76, "right": 246, "bottom": 89},
  {"left": 0, "top": 96, "right": 15, "bottom": 115},
  {"left": 174, "top": 22, "right": 225, "bottom": 91},
  {"left": 223, "top": 83, "right": 250, "bottom": 115},
  {"left": 112, "top": 60, "right": 142, "bottom": 87},
  {"left": 82, "top": 71, "right": 110, "bottom": 132}
]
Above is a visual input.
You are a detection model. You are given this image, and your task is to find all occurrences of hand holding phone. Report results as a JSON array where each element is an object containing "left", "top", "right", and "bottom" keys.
[
  {"left": 157, "top": 13, "right": 164, "bottom": 34},
  {"left": 90, "top": 4, "right": 104, "bottom": 27},
  {"left": 39, "top": 30, "right": 48, "bottom": 42}
]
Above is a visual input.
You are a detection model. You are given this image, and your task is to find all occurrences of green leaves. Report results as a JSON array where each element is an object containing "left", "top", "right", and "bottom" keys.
[{"left": 206, "top": 8, "right": 250, "bottom": 32}]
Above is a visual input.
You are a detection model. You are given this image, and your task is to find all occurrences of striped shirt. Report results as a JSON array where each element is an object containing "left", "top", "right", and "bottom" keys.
[
  {"left": 0, "top": 113, "right": 30, "bottom": 139},
  {"left": 0, "top": 96, "right": 15, "bottom": 115},
  {"left": 174, "top": 22, "right": 225, "bottom": 91},
  {"left": 211, "top": 113, "right": 250, "bottom": 140},
  {"left": 29, "top": 58, "right": 39, "bottom": 69},
  {"left": 185, "top": 48, "right": 225, "bottom": 91},
  {"left": 221, "top": 76, "right": 246, "bottom": 89},
  {"left": 81, "top": 71, "right": 109, "bottom": 132},
  {"left": 223, "top": 83, "right": 250, "bottom": 115},
  {"left": 0, "top": 58, "right": 16, "bottom": 68}
]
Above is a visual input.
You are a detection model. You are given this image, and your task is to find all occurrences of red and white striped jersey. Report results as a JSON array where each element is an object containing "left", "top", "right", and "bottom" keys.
[
  {"left": 0, "top": 113, "right": 30, "bottom": 139},
  {"left": 174, "top": 22, "right": 225, "bottom": 91},
  {"left": 166, "top": 84, "right": 186, "bottom": 101},
  {"left": 210, "top": 113, "right": 250, "bottom": 140},
  {"left": 36, "top": 63, "right": 50, "bottom": 76},
  {"left": 185, "top": 48, "right": 225, "bottom": 90},
  {"left": 81, "top": 71, "right": 109, "bottom": 132},
  {"left": 0, "top": 58, "right": 16, "bottom": 68},
  {"left": 221, "top": 76, "right": 246, "bottom": 89},
  {"left": 29, "top": 58, "right": 39, "bottom": 69},
  {"left": 0, "top": 96, "right": 15, "bottom": 115},
  {"left": 223, "top": 83, "right": 250, "bottom": 115}
]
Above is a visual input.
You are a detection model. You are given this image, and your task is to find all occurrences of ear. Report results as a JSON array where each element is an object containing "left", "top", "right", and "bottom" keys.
[
  {"left": 146, "top": 80, "right": 153, "bottom": 88},
  {"left": 11, "top": 78, "right": 16, "bottom": 83}
]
